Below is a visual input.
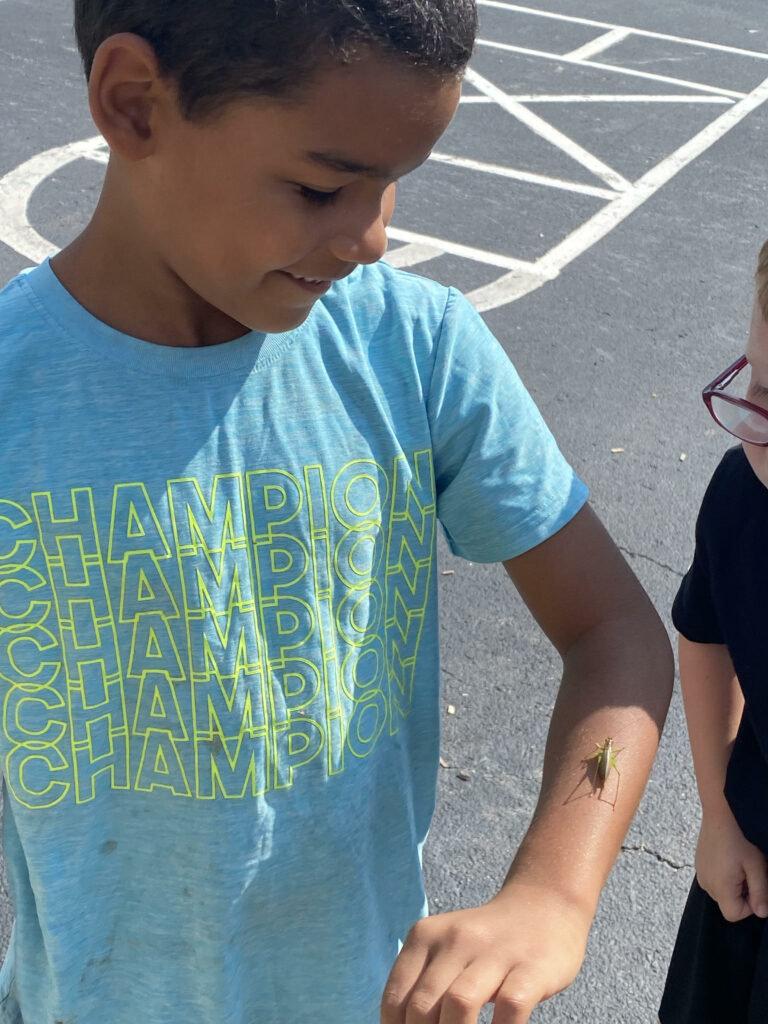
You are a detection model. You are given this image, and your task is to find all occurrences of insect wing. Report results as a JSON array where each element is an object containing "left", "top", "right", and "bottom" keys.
[{"left": 597, "top": 739, "right": 613, "bottom": 781}]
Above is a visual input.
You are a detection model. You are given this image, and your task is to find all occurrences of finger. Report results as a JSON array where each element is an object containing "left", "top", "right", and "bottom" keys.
[
  {"left": 402, "top": 953, "right": 471, "bottom": 1024},
  {"left": 381, "top": 940, "right": 431, "bottom": 1024},
  {"left": 489, "top": 966, "right": 543, "bottom": 1024},
  {"left": 715, "top": 876, "right": 753, "bottom": 923},
  {"left": 716, "top": 892, "right": 751, "bottom": 922},
  {"left": 435, "top": 958, "right": 507, "bottom": 1024},
  {"left": 743, "top": 851, "right": 768, "bottom": 918},
  {"left": 699, "top": 866, "right": 752, "bottom": 923}
]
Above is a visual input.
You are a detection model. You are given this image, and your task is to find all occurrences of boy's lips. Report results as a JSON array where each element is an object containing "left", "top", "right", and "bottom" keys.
[{"left": 277, "top": 268, "right": 352, "bottom": 295}]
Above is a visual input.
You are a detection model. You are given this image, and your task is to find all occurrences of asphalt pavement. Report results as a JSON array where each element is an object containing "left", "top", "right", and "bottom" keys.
[{"left": 1, "top": 0, "right": 767, "bottom": 1020}]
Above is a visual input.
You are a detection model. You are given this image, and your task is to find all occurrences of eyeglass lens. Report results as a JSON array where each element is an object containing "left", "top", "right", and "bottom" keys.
[{"left": 709, "top": 394, "right": 768, "bottom": 444}]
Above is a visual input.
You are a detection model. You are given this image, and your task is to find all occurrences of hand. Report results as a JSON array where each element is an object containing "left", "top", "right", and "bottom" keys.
[
  {"left": 380, "top": 883, "right": 591, "bottom": 1024},
  {"left": 695, "top": 803, "right": 768, "bottom": 922}
]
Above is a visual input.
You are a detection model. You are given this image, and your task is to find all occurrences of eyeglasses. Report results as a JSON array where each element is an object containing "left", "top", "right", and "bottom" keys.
[{"left": 703, "top": 356, "right": 768, "bottom": 446}]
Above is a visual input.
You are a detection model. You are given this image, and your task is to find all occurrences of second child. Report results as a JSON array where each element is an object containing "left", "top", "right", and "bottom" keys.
[{"left": 660, "top": 240, "right": 768, "bottom": 1023}]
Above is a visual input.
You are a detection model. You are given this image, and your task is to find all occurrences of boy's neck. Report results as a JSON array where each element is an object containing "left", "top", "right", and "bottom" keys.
[{"left": 51, "top": 174, "right": 250, "bottom": 349}]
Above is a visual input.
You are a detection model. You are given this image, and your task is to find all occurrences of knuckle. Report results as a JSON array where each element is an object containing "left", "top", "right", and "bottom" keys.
[
  {"left": 443, "top": 986, "right": 479, "bottom": 1016},
  {"left": 381, "top": 986, "right": 405, "bottom": 1013},
  {"left": 405, "top": 991, "right": 439, "bottom": 1020},
  {"left": 444, "top": 921, "right": 485, "bottom": 951},
  {"left": 496, "top": 990, "right": 535, "bottom": 1017},
  {"left": 382, "top": 987, "right": 411, "bottom": 1019},
  {"left": 407, "top": 918, "right": 434, "bottom": 945},
  {"left": 496, "top": 977, "right": 537, "bottom": 1018}
]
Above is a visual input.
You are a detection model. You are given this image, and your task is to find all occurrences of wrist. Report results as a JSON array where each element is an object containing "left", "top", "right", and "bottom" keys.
[
  {"left": 698, "top": 790, "right": 735, "bottom": 822},
  {"left": 495, "top": 865, "right": 598, "bottom": 928},
  {"left": 491, "top": 877, "right": 594, "bottom": 961}
]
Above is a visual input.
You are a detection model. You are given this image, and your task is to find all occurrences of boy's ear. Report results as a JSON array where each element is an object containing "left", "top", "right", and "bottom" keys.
[{"left": 88, "top": 33, "right": 173, "bottom": 159}]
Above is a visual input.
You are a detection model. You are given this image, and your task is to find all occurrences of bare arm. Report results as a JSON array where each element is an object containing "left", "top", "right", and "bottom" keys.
[
  {"left": 679, "top": 637, "right": 741, "bottom": 817},
  {"left": 678, "top": 636, "right": 768, "bottom": 921},
  {"left": 498, "top": 502, "right": 672, "bottom": 916},
  {"left": 382, "top": 503, "right": 673, "bottom": 1024}
]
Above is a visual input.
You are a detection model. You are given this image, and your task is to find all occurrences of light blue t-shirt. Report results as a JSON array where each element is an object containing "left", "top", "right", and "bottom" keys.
[{"left": 0, "top": 259, "right": 586, "bottom": 1023}]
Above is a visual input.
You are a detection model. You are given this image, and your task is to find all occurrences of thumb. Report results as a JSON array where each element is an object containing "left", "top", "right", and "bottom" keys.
[
  {"left": 716, "top": 874, "right": 752, "bottom": 923},
  {"left": 744, "top": 851, "right": 768, "bottom": 919}
]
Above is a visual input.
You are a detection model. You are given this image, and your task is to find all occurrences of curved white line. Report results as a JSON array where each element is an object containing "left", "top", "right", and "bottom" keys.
[{"left": 0, "top": 135, "right": 106, "bottom": 262}]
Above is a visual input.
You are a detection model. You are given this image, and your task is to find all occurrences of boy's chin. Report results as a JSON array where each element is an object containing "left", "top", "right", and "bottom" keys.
[{"left": 248, "top": 304, "right": 316, "bottom": 335}]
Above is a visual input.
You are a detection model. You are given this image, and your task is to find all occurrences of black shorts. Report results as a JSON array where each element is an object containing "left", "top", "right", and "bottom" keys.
[{"left": 659, "top": 877, "right": 768, "bottom": 1023}]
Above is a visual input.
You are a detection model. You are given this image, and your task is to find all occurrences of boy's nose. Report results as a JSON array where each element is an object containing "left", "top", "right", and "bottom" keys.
[
  {"left": 329, "top": 216, "right": 391, "bottom": 266},
  {"left": 329, "top": 222, "right": 388, "bottom": 265},
  {"left": 328, "top": 185, "right": 396, "bottom": 266}
]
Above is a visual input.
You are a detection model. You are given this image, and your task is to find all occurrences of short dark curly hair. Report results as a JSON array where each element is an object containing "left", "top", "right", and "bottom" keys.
[{"left": 73, "top": 0, "right": 477, "bottom": 119}]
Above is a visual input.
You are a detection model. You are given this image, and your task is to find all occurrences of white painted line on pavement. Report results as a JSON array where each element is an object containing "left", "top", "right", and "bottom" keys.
[
  {"left": 478, "top": 2, "right": 768, "bottom": 61},
  {"left": 565, "top": 28, "right": 630, "bottom": 63},
  {"left": 2, "top": 40, "right": 765, "bottom": 316},
  {"left": 429, "top": 151, "right": 618, "bottom": 199},
  {"left": 387, "top": 227, "right": 535, "bottom": 272},
  {"left": 475, "top": 38, "right": 748, "bottom": 99},
  {"left": 459, "top": 94, "right": 734, "bottom": 104},
  {"left": 467, "top": 265, "right": 558, "bottom": 307},
  {"left": 467, "top": 74, "right": 768, "bottom": 311},
  {"left": 465, "top": 67, "right": 630, "bottom": 192},
  {"left": 0, "top": 137, "right": 107, "bottom": 263},
  {"left": 383, "top": 242, "right": 443, "bottom": 268}
]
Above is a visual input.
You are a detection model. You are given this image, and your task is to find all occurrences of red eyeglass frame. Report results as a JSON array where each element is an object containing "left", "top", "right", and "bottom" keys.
[{"left": 702, "top": 355, "right": 768, "bottom": 447}]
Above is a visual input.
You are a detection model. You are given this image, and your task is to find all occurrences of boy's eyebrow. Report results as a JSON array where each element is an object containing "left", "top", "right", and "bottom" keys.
[{"left": 301, "top": 150, "right": 390, "bottom": 178}]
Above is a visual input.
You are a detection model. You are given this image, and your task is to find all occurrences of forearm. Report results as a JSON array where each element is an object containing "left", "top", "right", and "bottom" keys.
[
  {"left": 384, "top": 509, "right": 673, "bottom": 1022},
  {"left": 499, "top": 604, "right": 672, "bottom": 918},
  {"left": 678, "top": 635, "right": 742, "bottom": 816}
]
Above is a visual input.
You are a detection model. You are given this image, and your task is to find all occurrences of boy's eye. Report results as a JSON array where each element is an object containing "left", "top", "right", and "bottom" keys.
[{"left": 297, "top": 184, "right": 341, "bottom": 206}]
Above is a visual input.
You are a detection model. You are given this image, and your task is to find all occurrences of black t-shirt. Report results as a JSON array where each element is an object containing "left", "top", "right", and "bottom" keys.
[{"left": 673, "top": 446, "right": 768, "bottom": 854}]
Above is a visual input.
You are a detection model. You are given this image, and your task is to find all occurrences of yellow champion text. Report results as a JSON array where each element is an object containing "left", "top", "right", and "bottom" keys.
[{"left": 0, "top": 453, "right": 436, "bottom": 808}]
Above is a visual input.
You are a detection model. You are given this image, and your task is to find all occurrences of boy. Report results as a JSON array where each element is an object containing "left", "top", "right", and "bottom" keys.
[
  {"left": 0, "top": 2, "right": 672, "bottom": 1022},
  {"left": 659, "top": 241, "right": 768, "bottom": 1022}
]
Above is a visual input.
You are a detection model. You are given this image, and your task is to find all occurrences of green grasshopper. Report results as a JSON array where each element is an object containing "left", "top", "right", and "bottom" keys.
[{"left": 584, "top": 737, "right": 623, "bottom": 808}]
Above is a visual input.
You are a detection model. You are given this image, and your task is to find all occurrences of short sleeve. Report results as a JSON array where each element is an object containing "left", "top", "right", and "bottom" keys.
[
  {"left": 427, "top": 289, "right": 588, "bottom": 562},
  {"left": 672, "top": 486, "right": 724, "bottom": 644}
]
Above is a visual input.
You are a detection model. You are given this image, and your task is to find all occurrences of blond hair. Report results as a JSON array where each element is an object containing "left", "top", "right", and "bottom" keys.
[{"left": 757, "top": 240, "right": 768, "bottom": 322}]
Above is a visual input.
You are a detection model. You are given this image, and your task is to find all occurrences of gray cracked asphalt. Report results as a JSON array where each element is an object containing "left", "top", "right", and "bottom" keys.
[{"left": 0, "top": 1, "right": 767, "bottom": 1020}]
